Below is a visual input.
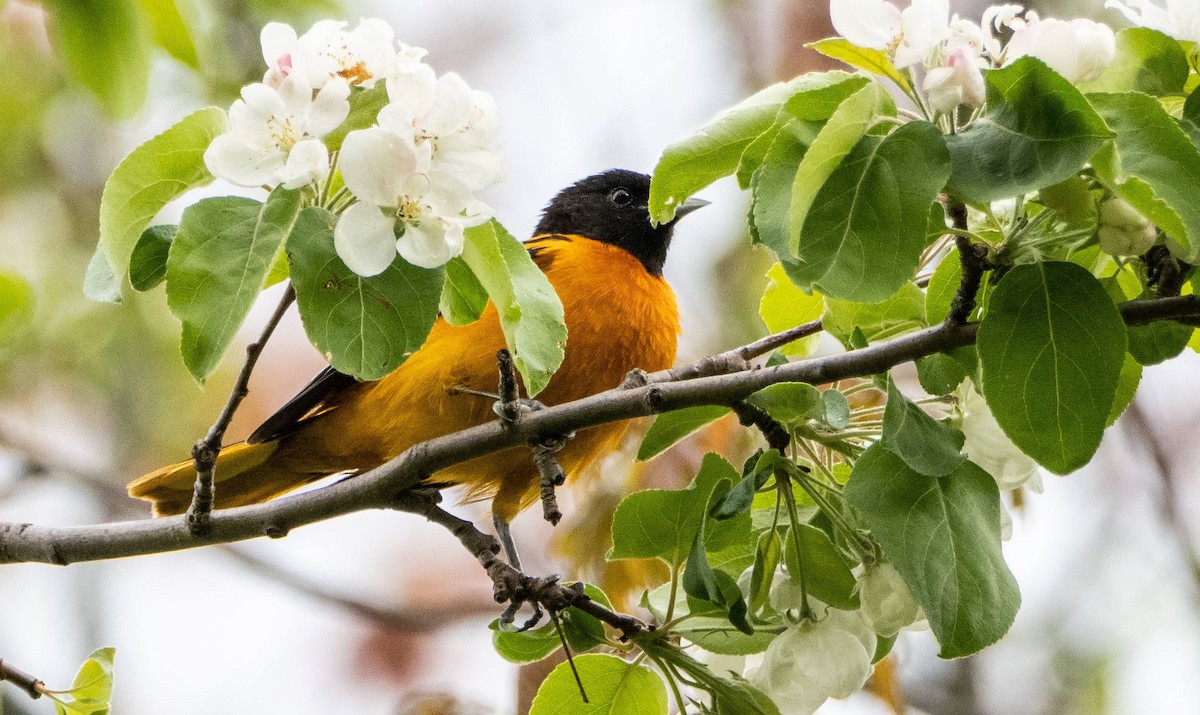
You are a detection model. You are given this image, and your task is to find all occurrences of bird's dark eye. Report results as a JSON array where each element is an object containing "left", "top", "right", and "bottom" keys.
[{"left": 608, "top": 188, "right": 632, "bottom": 206}]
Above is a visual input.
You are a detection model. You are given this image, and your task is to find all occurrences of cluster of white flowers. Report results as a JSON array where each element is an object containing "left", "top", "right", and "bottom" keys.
[
  {"left": 832, "top": 1, "right": 1116, "bottom": 113},
  {"left": 714, "top": 562, "right": 924, "bottom": 714},
  {"left": 203, "top": 18, "right": 503, "bottom": 275}
]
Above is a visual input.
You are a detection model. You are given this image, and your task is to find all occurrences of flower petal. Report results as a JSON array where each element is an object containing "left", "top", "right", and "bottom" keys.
[
  {"left": 830, "top": 0, "right": 903, "bottom": 50},
  {"left": 397, "top": 216, "right": 463, "bottom": 268},
  {"left": 335, "top": 202, "right": 398, "bottom": 276},
  {"left": 308, "top": 77, "right": 351, "bottom": 136},
  {"left": 386, "top": 46, "right": 438, "bottom": 117},
  {"left": 260, "top": 22, "right": 297, "bottom": 70},
  {"left": 204, "top": 132, "right": 283, "bottom": 187},
  {"left": 277, "top": 138, "right": 330, "bottom": 189},
  {"left": 424, "top": 72, "right": 474, "bottom": 134},
  {"left": 339, "top": 127, "right": 419, "bottom": 207}
]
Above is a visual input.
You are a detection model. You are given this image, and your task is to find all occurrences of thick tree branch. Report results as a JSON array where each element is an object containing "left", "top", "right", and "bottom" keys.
[
  {"left": 1, "top": 295, "right": 1198, "bottom": 566},
  {"left": 186, "top": 285, "right": 296, "bottom": 532}
]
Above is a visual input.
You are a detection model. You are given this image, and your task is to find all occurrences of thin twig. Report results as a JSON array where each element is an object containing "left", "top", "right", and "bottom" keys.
[
  {"left": 1, "top": 296, "right": 1198, "bottom": 566},
  {"left": 186, "top": 285, "right": 296, "bottom": 534},
  {"left": 532, "top": 437, "right": 566, "bottom": 526},
  {"left": 0, "top": 658, "right": 44, "bottom": 700},
  {"left": 945, "top": 201, "right": 989, "bottom": 326},
  {"left": 731, "top": 401, "right": 791, "bottom": 453},
  {"left": 496, "top": 349, "right": 523, "bottom": 427},
  {"left": 391, "top": 487, "right": 646, "bottom": 638}
]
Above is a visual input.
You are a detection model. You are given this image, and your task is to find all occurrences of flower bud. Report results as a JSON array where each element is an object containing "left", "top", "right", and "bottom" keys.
[
  {"left": 1098, "top": 198, "right": 1156, "bottom": 256},
  {"left": 860, "top": 562, "right": 922, "bottom": 636},
  {"left": 922, "top": 45, "right": 986, "bottom": 113}
]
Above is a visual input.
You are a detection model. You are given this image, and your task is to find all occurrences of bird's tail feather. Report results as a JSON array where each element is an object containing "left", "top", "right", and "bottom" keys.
[{"left": 127, "top": 440, "right": 318, "bottom": 517}]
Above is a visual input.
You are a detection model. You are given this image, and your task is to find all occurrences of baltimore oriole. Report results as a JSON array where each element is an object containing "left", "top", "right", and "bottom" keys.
[{"left": 128, "top": 169, "right": 706, "bottom": 551}]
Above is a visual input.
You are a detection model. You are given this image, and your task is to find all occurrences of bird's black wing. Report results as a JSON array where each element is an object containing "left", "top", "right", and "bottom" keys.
[{"left": 247, "top": 366, "right": 361, "bottom": 444}]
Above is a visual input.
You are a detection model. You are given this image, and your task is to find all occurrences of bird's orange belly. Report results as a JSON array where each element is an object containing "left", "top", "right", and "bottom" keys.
[{"left": 297, "top": 237, "right": 680, "bottom": 520}]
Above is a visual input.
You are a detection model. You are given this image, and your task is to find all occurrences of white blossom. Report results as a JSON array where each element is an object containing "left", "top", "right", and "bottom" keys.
[
  {"left": 335, "top": 125, "right": 492, "bottom": 275},
  {"left": 204, "top": 74, "right": 349, "bottom": 189},
  {"left": 859, "top": 562, "right": 923, "bottom": 637},
  {"left": 261, "top": 18, "right": 396, "bottom": 89},
  {"left": 830, "top": 0, "right": 950, "bottom": 67},
  {"left": 1004, "top": 12, "right": 1116, "bottom": 83},
  {"left": 956, "top": 381, "right": 1043, "bottom": 492},
  {"left": 1106, "top": 0, "right": 1200, "bottom": 42},
  {"left": 923, "top": 45, "right": 987, "bottom": 113},
  {"left": 748, "top": 606, "right": 877, "bottom": 715},
  {"left": 1098, "top": 198, "right": 1157, "bottom": 256},
  {"left": 381, "top": 70, "right": 505, "bottom": 191}
]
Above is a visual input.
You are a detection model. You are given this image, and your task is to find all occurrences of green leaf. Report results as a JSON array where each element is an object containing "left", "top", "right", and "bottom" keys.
[
  {"left": 1038, "top": 176, "right": 1099, "bottom": 228},
  {"left": 439, "top": 256, "right": 488, "bottom": 326},
  {"left": 93, "top": 106, "right": 227, "bottom": 301},
  {"left": 84, "top": 250, "right": 122, "bottom": 304},
  {"left": 166, "top": 189, "right": 301, "bottom": 382},
  {"left": 1090, "top": 91, "right": 1200, "bottom": 261},
  {"left": 736, "top": 113, "right": 791, "bottom": 189},
  {"left": 462, "top": 221, "right": 566, "bottom": 396},
  {"left": 289, "top": 207, "right": 444, "bottom": 380},
  {"left": 684, "top": 540, "right": 754, "bottom": 635},
  {"left": 789, "top": 121, "right": 950, "bottom": 301},
  {"left": 822, "top": 389, "right": 851, "bottom": 429},
  {"left": 925, "top": 250, "right": 962, "bottom": 324},
  {"left": 823, "top": 281, "right": 925, "bottom": 347},
  {"left": 324, "top": 83, "right": 390, "bottom": 152},
  {"left": 881, "top": 376, "right": 965, "bottom": 477},
  {"left": 745, "top": 382, "right": 823, "bottom": 430},
  {"left": 135, "top": 0, "right": 198, "bottom": 68},
  {"left": 45, "top": 0, "right": 150, "bottom": 118},
  {"left": 1180, "top": 85, "right": 1200, "bottom": 148},
  {"left": 637, "top": 405, "right": 731, "bottom": 461},
  {"left": 846, "top": 444, "right": 1020, "bottom": 658},
  {"left": 1079, "top": 28, "right": 1188, "bottom": 96},
  {"left": 649, "top": 72, "right": 861, "bottom": 223},
  {"left": 749, "top": 529, "right": 782, "bottom": 615},
  {"left": 945, "top": 57, "right": 1112, "bottom": 204},
  {"left": 749, "top": 121, "right": 809, "bottom": 260},
  {"left": 491, "top": 620, "right": 561, "bottom": 663},
  {"left": 610, "top": 453, "right": 740, "bottom": 568},
  {"left": 915, "top": 352, "right": 970, "bottom": 396},
  {"left": 530, "top": 654, "right": 667, "bottom": 715},
  {"left": 683, "top": 479, "right": 754, "bottom": 635},
  {"left": 68, "top": 647, "right": 116, "bottom": 704},
  {"left": 128, "top": 224, "right": 174, "bottom": 291},
  {"left": 1127, "top": 319, "right": 1192, "bottom": 365},
  {"left": 977, "top": 262, "right": 1126, "bottom": 473},
  {"left": 1108, "top": 352, "right": 1143, "bottom": 426},
  {"left": 788, "top": 82, "right": 895, "bottom": 256},
  {"left": 805, "top": 38, "right": 913, "bottom": 95},
  {"left": 0, "top": 269, "right": 34, "bottom": 344},
  {"left": 759, "top": 263, "right": 823, "bottom": 357},
  {"left": 784, "top": 523, "right": 859, "bottom": 610}
]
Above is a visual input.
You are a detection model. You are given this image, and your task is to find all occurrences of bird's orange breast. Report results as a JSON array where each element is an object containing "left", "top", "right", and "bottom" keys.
[{"left": 293, "top": 235, "right": 680, "bottom": 519}]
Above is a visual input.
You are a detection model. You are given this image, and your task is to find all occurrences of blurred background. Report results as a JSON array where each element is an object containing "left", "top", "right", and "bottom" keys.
[{"left": 2, "top": 0, "right": 1199, "bottom": 713}]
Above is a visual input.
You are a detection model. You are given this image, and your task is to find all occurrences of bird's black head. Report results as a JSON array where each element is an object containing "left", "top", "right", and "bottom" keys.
[{"left": 534, "top": 169, "right": 707, "bottom": 276}]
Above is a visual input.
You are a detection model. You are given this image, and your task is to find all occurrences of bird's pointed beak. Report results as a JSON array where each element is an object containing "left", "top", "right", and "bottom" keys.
[{"left": 673, "top": 196, "right": 711, "bottom": 220}]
